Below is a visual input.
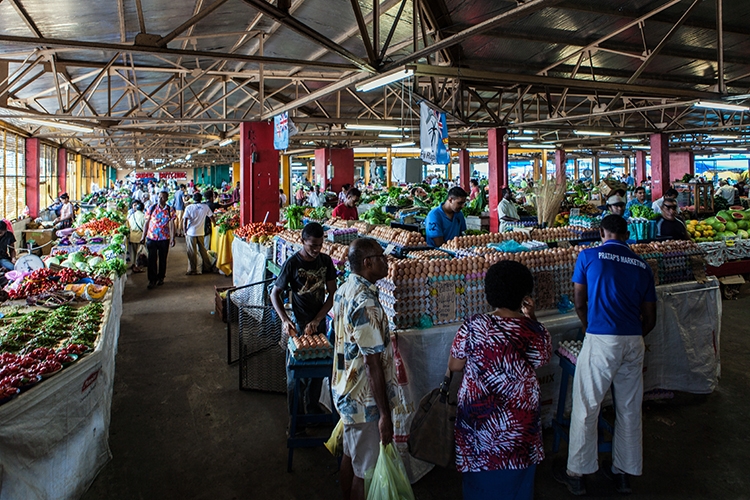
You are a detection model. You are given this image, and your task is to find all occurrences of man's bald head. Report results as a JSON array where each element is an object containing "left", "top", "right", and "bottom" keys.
[{"left": 348, "top": 238, "right": 383, "bottom": 274}]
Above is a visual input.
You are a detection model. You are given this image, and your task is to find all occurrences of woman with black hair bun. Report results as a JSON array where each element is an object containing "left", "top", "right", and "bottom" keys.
[{"left": 448, "top": 260, "right": 552, "bottom": 500}]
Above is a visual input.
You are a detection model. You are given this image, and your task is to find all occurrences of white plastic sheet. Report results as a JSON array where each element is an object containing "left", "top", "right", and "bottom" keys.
[
  {"left": 231, "top": 238, "right": 270, "bottom": 287},
  {"left": 0, "top": 276, "right": 126, "bottom": 500},
  {"left": 396, "top": 278, "right": 722, "bottom": 437}
]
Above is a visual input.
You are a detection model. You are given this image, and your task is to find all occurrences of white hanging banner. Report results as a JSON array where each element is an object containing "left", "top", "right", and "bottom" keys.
[{"left": 419, "top": 101, "right": 450, "bottom": 165}]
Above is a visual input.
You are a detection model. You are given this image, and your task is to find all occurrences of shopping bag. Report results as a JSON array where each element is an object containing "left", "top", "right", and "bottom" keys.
[
  {"left": 324, "top": 419, "right": 344, "bottom": 457},
  {"left": 407, "top": 371, "right": 459, "bottom": 468},
  {"left": 365, "top": 443, "right": 415, "bottom": 500}
]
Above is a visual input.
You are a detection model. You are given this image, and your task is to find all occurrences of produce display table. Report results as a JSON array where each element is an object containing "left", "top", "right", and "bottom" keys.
[
  {"left": 395, "top": 277, "right": 721, "bottom": 436},
  {"left": 210, "top": 227, "right": 234, "bottom": 276},
  {"left": 0, "top": 276, "right": 126, "bottom": 500},
  {"left": 231, "top": 237, "right": 270, "bottom": 287}
]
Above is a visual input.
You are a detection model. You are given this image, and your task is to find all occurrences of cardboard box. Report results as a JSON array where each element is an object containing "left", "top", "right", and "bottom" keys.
[
  {"left": 598, "top": 179, "right": 628, "bottom": 199},
  {"left": 22, "top": 229, "right": 55, "bottom": 255}
]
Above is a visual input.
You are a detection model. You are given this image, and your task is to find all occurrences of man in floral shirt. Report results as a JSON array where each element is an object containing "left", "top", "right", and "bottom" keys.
[
  {"left": 141, "top": 189, "right": 176, "bottom": 289},
  {"left": 332, "top": 238, "right": 401, "bottom": 500}
]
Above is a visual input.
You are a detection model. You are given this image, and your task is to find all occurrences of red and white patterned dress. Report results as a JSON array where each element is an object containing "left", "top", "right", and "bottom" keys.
[{"left": 451, "top": 314, "right": 552, "bottom": 473}]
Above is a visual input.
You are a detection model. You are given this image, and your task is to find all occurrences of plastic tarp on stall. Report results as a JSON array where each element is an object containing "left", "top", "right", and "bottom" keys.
[
  {"left": 232, "top": 238, "right": 270, "bottom": 287},
  {"left": 0, "top": 276, "right": 125, "bottom": 500},
  {"left": 396, "top": 278, "right": 722, "bottom": 435}
]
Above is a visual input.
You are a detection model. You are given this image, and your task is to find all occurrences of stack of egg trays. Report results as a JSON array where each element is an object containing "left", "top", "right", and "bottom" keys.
[{"left": 287, "top": 336, "right": 334, "bottom": 361}]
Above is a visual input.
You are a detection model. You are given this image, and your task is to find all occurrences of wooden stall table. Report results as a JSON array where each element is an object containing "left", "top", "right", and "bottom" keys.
[{"left": 210, "top": 226, "right": 234, "bottom": 275}]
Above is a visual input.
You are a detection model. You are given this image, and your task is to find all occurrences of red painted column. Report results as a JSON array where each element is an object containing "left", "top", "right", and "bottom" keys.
[
  {"left": 25, "top": 138, "right": 40, "bottom": 218},
  {"left": 57, "top": 148, "right": 67, "bottom": 195},
  {"left": 315, "top": 148, "right": 354, "bottom": 193},
  {"left": 488, "top": 128, "right": 508, "bottom": 233},
  {"left": 239, "top": 122, "right": 280, "bottom": 225},
  {"left": 650, "top": 133, "right": 670, "bottom": 200},
  {"left": 635, "top": 150, "right": 647, "bottom": 185},
  {"left": 555, "top": 148, "right": 567, "bottom": 185},
  {"left": 459, "top": 149, "right": 471, "bottom": 191},
  {"left": 669, "top": 151, "right": 694, "bottom": 182}
]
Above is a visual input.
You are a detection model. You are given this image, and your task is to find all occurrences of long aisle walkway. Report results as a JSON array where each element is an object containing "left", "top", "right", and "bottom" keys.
[{"left": 84, "top": 240, "right": 750, "bottom": 499}]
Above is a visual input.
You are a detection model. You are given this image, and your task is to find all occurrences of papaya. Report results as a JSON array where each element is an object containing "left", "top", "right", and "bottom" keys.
[
  {"left": 64, "top": 284, "right": 87, "bottom": 298},
  {"left": 84, "top": 284, "right": 108, "bottom": 301}
]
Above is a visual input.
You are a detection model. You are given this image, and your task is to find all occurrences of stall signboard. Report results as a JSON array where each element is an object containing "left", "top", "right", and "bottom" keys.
[
  {"left": 435, "top": 281, "right": 456, "bottom": 323},
  {"left": 420, "top": 101, "right": 450, "bottom": 165},
  {"left": 135, "top": 171, "right": 187, "bottom": 181}
]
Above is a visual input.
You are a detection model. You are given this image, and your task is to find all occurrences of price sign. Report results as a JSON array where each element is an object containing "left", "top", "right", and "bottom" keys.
[
  {"left": 570, "top": 208, "right": 580, "bottom": 217},
  {"left": 384, "top": 244, "right": 396, "bottom": 255},
  {"left": 435, "top": 281, "right": 456, "bottom": 323}
]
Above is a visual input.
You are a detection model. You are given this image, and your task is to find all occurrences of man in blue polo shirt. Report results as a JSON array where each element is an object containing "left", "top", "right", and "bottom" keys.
[
  {"left": 425, "top": 187, "right": 468, "bottom": 247},
  {"left": 555, "top": 215, "right": 657, "bottom": 496}
]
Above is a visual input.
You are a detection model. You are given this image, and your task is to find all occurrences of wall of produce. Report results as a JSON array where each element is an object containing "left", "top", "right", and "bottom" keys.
[{"left": 0, "top": 196, "right": 130, "bottom": 406}]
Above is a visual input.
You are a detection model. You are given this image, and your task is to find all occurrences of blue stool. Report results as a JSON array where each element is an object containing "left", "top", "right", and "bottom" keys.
[
  {"left": 552, "top": 352, "right": 616, "bottom": 454},
  {"left": 287, "top": 356, "right": 338, "bottom": 472}
]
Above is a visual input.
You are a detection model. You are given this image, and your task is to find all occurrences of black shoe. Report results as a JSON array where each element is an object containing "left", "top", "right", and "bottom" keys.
[
  {"left": 157, "top": 279, "right": 164, "bottom": 286},
  {"left": 554, "top": 467, "right": 587, "bottom": 496},
  {"left": 147, "top": 282, "right": 156, "bottom": 290},
  {"left": 601, "top": 460, "right": 632, "bottom": 494}
]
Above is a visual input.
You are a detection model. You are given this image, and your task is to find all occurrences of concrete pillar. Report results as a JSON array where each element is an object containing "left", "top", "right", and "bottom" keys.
[
  {"left": 314, "top": 148, "right": 354, "bottom": 193},
  {"left": 574, "top": 159, "right": 580, "bottom": 180},
  {"left": 239, "top": 121, "right": 280, "bottom": 225},
  {"left": 386, "top": 148, "right": 393, "bottom": 187},
  {"left": 593, "top": 155, "right": 600, "bottom": 183},
  {"left": 232, "top": 161, "right": 240, "bottom": 185},
  {"left": 541, "top": 150, "right": 548, "bottom": 179},
  {"left": 624, "top": 156, "right": 631, "bottom": 175},
  {"left": 669, "top": 151, "right": 694, "bottom": 183},
  {"left": 57, "top": 148, "right": 67, "bottom": 195},
  {"left": 25, "top": 138, "right": 40, "bottom": 217},
  {"left": 533, "top": 157, "right": 540, "bottom": 181},
  {"left": 487, "top": 128, "right": 508, "bottom": 233},
  {"left": 459, "top": 149, "right": 471, "bottom": 191},
  {"left": 280, "top": 155, "right": 291, "bottom": 205},
  {"left": 75, "top": 155, "right": 83, "bottom": 200},
  {"left": 555, "top": 148, "right": 566, "bottom": 185},
  {"left": 364, "top": 160, "right": 371, "bottom": 185},
  {"left": 635, "top": 150, "right": 647, "bottom": 185},
  {"left": 650, "top": 133, "right": 670, "bottom": 200}
]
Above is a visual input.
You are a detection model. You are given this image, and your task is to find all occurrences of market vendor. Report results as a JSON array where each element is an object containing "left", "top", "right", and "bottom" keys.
[
  {"left": 603, "top": 192, "right": 626, "bottom": 217},
  {"left": 624, "top": 186, "right": 648, "bottom": 218},
  {"left": 652, "top": 188, "right": 679, "bottom": 215},
  {"left": 270, "top": 222, "right": 337, "bottom": 434},
  {"left": 331, "top": 188, "right": 361, "bottom": 220},
  {"left": 655, "top": 199, "right": 688, "bottom": 240},
  {"left": 497, "top": 187, "right": 520, "bottom": 232},
  {"left": 425, "top": 187, "right": 468, "bottom": 247},
  {"left": 0, "top": 220, "right": 17, "bottom": 271},
  {"left": 53, "top": 193, "right": 74, "bottom": 229},
  {"left": 409, "top": 186, "right": 430, "bottom": 204}
]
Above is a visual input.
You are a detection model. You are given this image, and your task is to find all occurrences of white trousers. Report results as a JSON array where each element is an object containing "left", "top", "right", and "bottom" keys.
[{"left": 567, "top": 334, "right": 645, "bottom": 476}]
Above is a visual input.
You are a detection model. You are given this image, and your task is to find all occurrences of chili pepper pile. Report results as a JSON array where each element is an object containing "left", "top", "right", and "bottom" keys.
[
  {"left": 75, "top": 217, "right": 122, "bottom": 236},
  {"left": 6, "top": 268, "right": 89, "bottom": 300},
  {"left": 234, "top": 222, "right": 282, "bottom": 241}
]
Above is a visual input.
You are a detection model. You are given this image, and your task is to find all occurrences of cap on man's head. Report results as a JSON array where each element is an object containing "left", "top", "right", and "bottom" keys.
[
  {"left": 59, "top": 193, "right": 69, "bottom": 200},
  {"left": 607, "top": 194, "right": 626, "bottom": 206}
]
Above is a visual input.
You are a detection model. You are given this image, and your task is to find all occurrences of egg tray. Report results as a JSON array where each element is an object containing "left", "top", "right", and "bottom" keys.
[{"left": 287, "top": 336, "right": 334, "bottom": 361}]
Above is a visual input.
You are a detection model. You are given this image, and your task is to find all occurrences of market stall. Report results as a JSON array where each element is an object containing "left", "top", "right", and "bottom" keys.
[{"left": 210, "top": 226, "right": 234, "bottom": 275}]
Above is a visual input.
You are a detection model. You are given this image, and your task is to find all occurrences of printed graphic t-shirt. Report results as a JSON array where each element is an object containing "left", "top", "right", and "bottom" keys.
[{"left": 275, "top": 251, "right": 336, "bottom": 328}]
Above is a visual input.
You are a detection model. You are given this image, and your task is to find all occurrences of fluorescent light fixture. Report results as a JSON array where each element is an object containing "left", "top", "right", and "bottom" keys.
[
  {"left": 291, "top": 162, "right": 304, "bottom": 166},
  {"left": 389, "top": 147, "right": 421, "bottom": 154},
  {"left": 621, "top": 138, "right": 641, "bottom": 143},
  {"left": 356, "top": 68, "right": 414, "bottom": 92},
  {"left": 379, "top": 133, "right": 405, "bottom": 138},
  {"left": 185, "top": 154, "right": 192, "bottom": 160},
  {"left": 694, "top": 101, "right": 750, "bottom": 112},
  {"left": 176, "top": 158, "right": 185, "bottom": 163},
  {"left": 724, "top": 147, "right": 748, "bottom": 151},
  {"left": 392, "top": 141, "right": 415, "bottom": 148},
  {"left": 21, "top": 117, "right": 94, "bottom": 133},
  {"left": 467, "top": 148, "right": 488, "bottom": 152},
  {"left": 574, "top": 130, "right": 611, "bottom": 136},
  {"left": 346, "top": 124, "right": 402, "bottom": 131},
  {"left": 219, "top": 138, "right": 234, "bottom": 146},
  {"left": 709, "top": 134, "right": 739, "bottom": 140},
  {"left": 632, "top": 145, "right": 651, "bottom": 150},
  {"left": 509, "top": 129, "right": 521, "bottom": 134},
  {"left": 509, "top": 136, "right": 534, "bottom": 141},
  {"left": 353, "top": 147, "right": 388, "bottom": 154},
  {"left": 520, "top": 144, "right": 557, "bottom": 149},
  {"left": 197, "top": 149, "right": 207, "bottom": 154},
  {"left": 522, "top": 130, "right": 537, "bottom": 135}
]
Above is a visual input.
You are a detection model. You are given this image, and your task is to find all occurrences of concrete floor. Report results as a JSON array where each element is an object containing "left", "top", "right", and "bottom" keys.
[{"left": 83, "top": 242, "right": 750, "bottom": 499}]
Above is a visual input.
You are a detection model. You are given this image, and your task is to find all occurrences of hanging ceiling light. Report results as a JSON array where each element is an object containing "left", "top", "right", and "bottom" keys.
[
  {"left": 219, "top": 138, "right": 234, "bottom": 146},
  {"left": 694, "top": 101, "right": 750, "bottom": 112},
  {"left": 574, "top": 130, "right": 612, "bottom": 136},
  {"left": 20, "top": 117, "right": 94, "bottom": 133},
  {"left": 346, "top": 124, "right": 403, "bottom": 131},
  {"left": 356, "top": 68, "right": 414, "bottom": 92}
]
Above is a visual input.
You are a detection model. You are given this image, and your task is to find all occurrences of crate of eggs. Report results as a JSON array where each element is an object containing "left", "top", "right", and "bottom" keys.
[
  {"left": 288, "top": 334, "right": 334, "bottom": 360},
  {"left": 442, "top": 231, "right": 531, "bottom": 254},
  {"left": 327, "top": 227, "right": 358, "bottom": 245},
  {"left": 530, "top": 227, "right": 581, "bottom": 242},
  {"left": 327, "top": 217, "right": 351, "bottom": 229},
  {"left": 404, "top": 249, "right": 452, "bottom": 260},
  {"left": 322, "top": 241, "right": 350, "bottom": 267},
  {"left": 569, "top": 215, "right": 601, "bottom": 230},
  {"left": 379, "top": 258, "right": 431, "bottom": 330},
  {"left": 557, "top": 339, "right": 583, "bottom": 364},
  {"left": 630, "top": 240, "right": 706, "bottom": 285},
  {"left": 370, "top": 226, "right": 426, "bottom": 248}
]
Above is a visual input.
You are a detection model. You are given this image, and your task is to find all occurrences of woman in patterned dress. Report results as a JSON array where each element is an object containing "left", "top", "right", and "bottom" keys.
[{"left": 449, "top": 260, "right": 552, "bottom": 500}]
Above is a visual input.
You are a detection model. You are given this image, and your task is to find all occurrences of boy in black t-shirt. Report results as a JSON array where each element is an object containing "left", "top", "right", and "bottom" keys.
[
  {"left": 0, "top": 221, "right": 17, "bottom": 271},
  {"left": 271, "top": 223, "right": 337, "bottom": 428}
]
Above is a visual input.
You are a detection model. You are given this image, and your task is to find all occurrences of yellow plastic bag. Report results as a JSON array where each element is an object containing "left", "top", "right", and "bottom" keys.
[
  {"left": 364, "top": 443, "right": 415, "bottom": 500},
  {"left": 324, "top": 420, "right": 344, "bottom": 457}
]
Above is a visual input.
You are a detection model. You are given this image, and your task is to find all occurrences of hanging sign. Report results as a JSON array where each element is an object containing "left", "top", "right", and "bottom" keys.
[
  {"left": 435, "top": 281, "right": 456, "bottom": 323},
  {"left": 420, "top": 101, "right": 450, "bottom": 165},
  {"left": 158, "top": 171, "right": 188, "bottom": 180},
  {"left": 274, "top": 112, "right": 289, "bottom": 150}
]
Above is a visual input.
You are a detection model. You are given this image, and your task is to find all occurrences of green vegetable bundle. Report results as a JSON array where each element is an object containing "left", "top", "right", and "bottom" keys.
[
  {"left": 629, "top": 204, "right": 658, "bottom": 220},
  {"left": 284, "top": 205, "right": 305, "bottom": 230}
]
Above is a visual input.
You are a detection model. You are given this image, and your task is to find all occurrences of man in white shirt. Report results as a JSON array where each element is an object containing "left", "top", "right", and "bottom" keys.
[
  {"left": 182, "top": 192, "right": 215, "bottom": 275},
  {"left": 308, "top": 186, "right": 325, "bottom": 208},
  {"left": 715, "top": 180, "right": 736, "bottom": 203},
  {"left": 497, "top": 187, "right": 520, "bottom": 232}
]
